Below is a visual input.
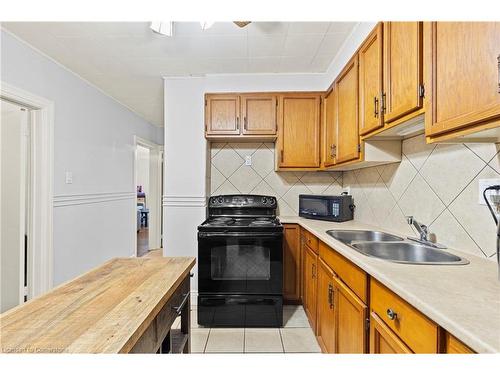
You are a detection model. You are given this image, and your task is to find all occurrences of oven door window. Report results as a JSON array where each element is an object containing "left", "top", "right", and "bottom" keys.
[
  {"left": 198, "top": 233, "right": 282, "bottom": 294},
  {"left": 211, "top": 245, "right": 270, "bottom": 280}
]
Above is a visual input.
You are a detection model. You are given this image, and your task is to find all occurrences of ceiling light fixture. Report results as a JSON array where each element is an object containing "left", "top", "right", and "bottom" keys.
[
  {"left": 200, "top": 22, "right": 215, "bottom": 30},
  {"left": 150, "top": 22, "right": 174, "bottom": 36}
]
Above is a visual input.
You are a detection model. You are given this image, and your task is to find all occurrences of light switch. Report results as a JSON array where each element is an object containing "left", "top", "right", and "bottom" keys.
[
  {"left": 245, "top": 155, "right": 252, "bottom": 166},
  {"left": 478, "top": 178, "right": 500, "bottom": 205},
  {"left": 65, "top": 171, "right": 73, "bottom": 184}
]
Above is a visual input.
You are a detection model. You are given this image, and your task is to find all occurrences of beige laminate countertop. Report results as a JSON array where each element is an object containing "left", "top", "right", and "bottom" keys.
[{"left": 279, "top": 216, "right": 500, "bottom": 353}]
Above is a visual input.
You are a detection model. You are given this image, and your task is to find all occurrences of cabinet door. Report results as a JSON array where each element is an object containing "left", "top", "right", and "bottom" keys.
[
  {"left": 359, "top": 23, "right": 384, "bottom": 136},
  {"left": 335, "top": 55, "right": 360, "bottom": 164},
  {"left": 444, "top": 332, "right": 474, "bottom": 354},
  {"left": 283, "top": 224, "right": 301, "bottom": 303},
  {"left": 277, "top": 94, "right": 321, "bottom": 168},
  {"left": 383, "top": 22, "right": 423, "bottom": 123},
  {"left": 303, "top": 245, "right": 318, "bottom": 331},
  {"left": 241, "top": 94, "right": 277, "bottom": 135},
  {"left": 316, "top": 258, "right": 336, "bottom": 353},
  {"left": 322, "top": 88, "right": 337, "bottom": 167},
  {"left": 205, "top": 94, "right": 240, "bottom": 135},
  {"left": 425, "top": 22, "right": 500, "bottom": 137},
  {"left": 370, "top": 312, "right": 412, "bottom": 354},
  {"left": 334, "top": 275, "right": 368, "bottom": 353}
]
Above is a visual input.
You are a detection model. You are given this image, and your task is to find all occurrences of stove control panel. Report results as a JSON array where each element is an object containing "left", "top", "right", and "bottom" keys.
[{"left": 209, "top": 194, "right": 277, "bottom": 208}]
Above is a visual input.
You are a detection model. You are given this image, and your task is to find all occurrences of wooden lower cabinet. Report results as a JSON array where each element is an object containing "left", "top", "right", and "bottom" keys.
[
  {"left": 283, "top": 224, "right": 301, "bottom": 303},
  {"left": 316, "top": 258, "right": 336, "bottom": 353},
  {"left": 334, "top": 275, "right": 368, "bottom": 353},
  {"left": 315, "top": 243, "right": 368, "bottom": 353},
  {"left": 297, "top": 227, "right": 475, "bottom": 354},
  {"left": 370, "top": 312, "right": 412, "bottom": 354},
  {"left": 303, "top": 245, "right": 318, "bottom": 331},
  {"left": 443, "top": 332, "right": 475, "bottom": 354}
]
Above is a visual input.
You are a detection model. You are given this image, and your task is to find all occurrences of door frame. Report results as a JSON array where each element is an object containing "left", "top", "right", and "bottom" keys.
[
  {"left": 134, "top": 136, "right": 162, "bottom": 255},
  {"left": 1, "top": 82, "right": 54, "bottom": 298}
]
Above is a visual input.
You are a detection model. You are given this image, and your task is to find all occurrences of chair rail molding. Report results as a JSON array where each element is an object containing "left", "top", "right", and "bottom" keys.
[
  {"left": 162, "top": 195, "right": 207, "bottom": 207},
  {"left": 53, "top": 192, "right": 136, "bottom": 207}
]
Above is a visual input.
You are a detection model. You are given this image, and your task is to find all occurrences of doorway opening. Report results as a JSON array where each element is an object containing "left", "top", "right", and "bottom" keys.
[
  {"left": 1, "top": 99, "right": 31, "bottom": 313},
  {"left": 134, "top": 137, "right": 162, "bottom": 257},
  {"left": 0, "top": 83, "right": 54, "bottom": 310}
]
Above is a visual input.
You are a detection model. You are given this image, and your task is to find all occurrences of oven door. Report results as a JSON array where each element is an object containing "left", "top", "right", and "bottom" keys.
[{"left": 198, "top": 231, "right": 283, "bottom": 295}]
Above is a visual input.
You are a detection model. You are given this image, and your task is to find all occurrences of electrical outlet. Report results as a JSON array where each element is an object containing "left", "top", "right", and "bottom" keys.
[
  {"left": 245, "top": 155, "right": 252, "bottom": 166},
  {"left": 343, "top": 186, "right": 351, "bottom": 195},
  {"left": 65, "top": 171, "right": 73, "bottom": 184},
  {"left": 478, "top": 178, "right": 500, "bottom": 205}
]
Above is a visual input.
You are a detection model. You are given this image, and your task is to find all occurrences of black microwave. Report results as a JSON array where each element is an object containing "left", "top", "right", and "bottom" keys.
[{"left": 299, "top": 194, "right": 354, "bottom": 222}]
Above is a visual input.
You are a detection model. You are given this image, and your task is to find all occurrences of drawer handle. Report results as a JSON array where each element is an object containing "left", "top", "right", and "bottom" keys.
[
  {"left": 386, "top": 308, "right": 398, "bottom": 321},
  {"left": 172, "top": 292, "right": 190, "bottom": 315},
  {"left": 328, "top": 284, "right": 334, "bottom": 309}
]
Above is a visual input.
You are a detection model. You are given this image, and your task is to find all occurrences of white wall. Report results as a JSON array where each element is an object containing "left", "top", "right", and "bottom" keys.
[{"left": 1, "top": 29, "right": 163, "bottom": 286}]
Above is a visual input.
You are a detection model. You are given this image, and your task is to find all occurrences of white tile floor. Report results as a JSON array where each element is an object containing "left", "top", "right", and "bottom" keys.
[{"left": 174, "top": 305, "right": 321, "bottom": 354}]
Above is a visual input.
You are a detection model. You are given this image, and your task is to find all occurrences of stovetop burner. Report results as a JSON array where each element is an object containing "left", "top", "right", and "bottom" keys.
[{"left": 199, "top": 216, "right": 282, "bottom": 232}]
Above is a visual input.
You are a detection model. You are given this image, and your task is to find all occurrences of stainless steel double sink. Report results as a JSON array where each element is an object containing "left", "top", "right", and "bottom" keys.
[{"left": 326, "top": 230, "right": 469, "bottom": 265}]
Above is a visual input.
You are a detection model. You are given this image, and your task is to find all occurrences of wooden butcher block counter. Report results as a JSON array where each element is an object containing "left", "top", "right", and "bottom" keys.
[{"left": 0, "top": 257, "right": 196, "bottom": 354}]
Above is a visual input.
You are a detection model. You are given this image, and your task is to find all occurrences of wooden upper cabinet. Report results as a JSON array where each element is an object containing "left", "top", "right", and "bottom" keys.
[
  {"left": 335, "top": 55, "right": 360, "bottom": 164},
  {"left": 383, "top": 22, "right": 424, "bottom": 123},
  {"left": 334, "top": 275, "right": 368, "bottom": 353},
  {"left": 370, "top": 312, "right": 412, "bottom": 354},
  {"left": 424, "top": 22, "right": 500, "bottom": 138},
  {"left": 283, "top": 224, "right": 301, "bottom": 303},
  {"left": 359, "top": 23, "right": 384, "bottom": 136},
  {"left": 205, "top": 94, "right": 240, "bottom": 135},
  {"left": 241, "top": 94, "right": 277, "bottom": 135},
  {"left": 322, "top": 88, "right": 337, "bottom": 167},
  {"left": 316, "top": 258, "right": 336, "bottom": 353},
  {"left": 303, "top": 244, "right": 318, "bottom": 331},
  {"left": 277, "top": 94, "right": 321, "bottom": 168}
]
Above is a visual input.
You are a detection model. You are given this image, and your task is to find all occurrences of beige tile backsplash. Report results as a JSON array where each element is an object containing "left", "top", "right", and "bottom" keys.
[
  {"left": 209, "top": 142, "right": 343, "bottom": 217},
  {"left": 209, "top": 136, "right": 500, "bottom": 261}
]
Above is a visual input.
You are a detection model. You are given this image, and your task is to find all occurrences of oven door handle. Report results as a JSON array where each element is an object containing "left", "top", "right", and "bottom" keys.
[{"left": 198, "top": 232, "right": 282, "bottom": 238}]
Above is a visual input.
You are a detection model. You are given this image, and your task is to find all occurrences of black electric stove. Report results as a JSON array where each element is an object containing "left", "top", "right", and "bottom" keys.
[{"left": 197, "top": 194, "right": 283, "bottom": 327}]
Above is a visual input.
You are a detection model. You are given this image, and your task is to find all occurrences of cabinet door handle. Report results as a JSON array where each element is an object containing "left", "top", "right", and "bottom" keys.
[
  {"left": 386, "top": 308, "right": 398, "bottom": 321},
  {"left": 497, "top": 54, "right": 500, "bottom": 93},
  {"left": 243, "top": 116, "right": 247, "bottom": 130},
  {"left": 328, "top": 284, "right": 334, "bottom": 309},
  {"left": 374, "top": 96, "right": 379, "bottom": 118},
  {"left": 381, "top": 92, "right": 386, "bottom": 114},
  {"left": 330, "top": 144, "right": 336, "bottom": 158},
  {"left": 236, "top": 117, "right": 240, "bottom": 130}
]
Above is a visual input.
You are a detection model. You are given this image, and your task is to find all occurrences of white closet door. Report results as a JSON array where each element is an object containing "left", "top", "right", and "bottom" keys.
[{"left": 1, "top": 100, "right": 29, "bottom": 313}]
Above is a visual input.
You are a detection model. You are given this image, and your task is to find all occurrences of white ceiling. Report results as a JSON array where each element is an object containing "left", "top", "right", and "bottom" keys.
[{"left": 2, "top": 22, "right": 357, "bottom": 126}]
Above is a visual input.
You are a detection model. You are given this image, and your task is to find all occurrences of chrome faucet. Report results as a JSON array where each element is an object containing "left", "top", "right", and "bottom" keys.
[{"left": 406, "top": 216, "right": 447, "bottom": 249}]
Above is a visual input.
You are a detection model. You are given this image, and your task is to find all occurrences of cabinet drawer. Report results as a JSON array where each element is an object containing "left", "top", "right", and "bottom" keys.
[
  {"left": 301, "top": 229, "right": 319, "bottom": 253},
  {"left": 130, "top": 320, "right": 159, "bottom": 353},
  {"left": 370, "top": 278, "right": 438, "bottom": 353},
  {"left": 319, "top": 241, "right": 368, "bottom": 303},
  {"left": 157, "top": 277, "right": 190, "bottom": 341}
]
